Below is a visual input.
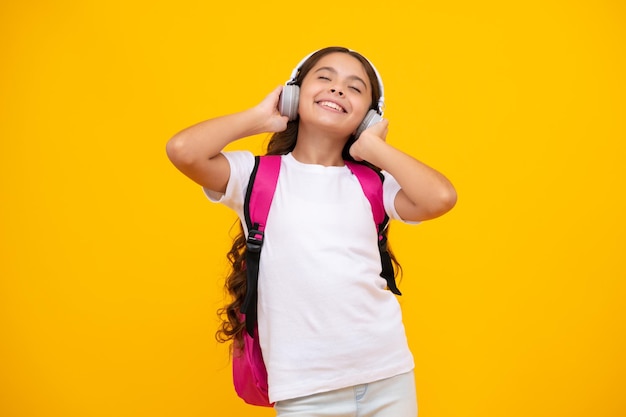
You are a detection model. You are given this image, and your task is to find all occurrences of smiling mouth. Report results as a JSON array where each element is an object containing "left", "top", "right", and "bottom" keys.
[{"left": 317, "top": 101, "right": 346, "bottom": 113}]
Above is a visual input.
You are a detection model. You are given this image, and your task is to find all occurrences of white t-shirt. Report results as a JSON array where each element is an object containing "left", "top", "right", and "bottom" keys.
[{"left": 206, "top": 151, "right": 415, "bottom": 403}]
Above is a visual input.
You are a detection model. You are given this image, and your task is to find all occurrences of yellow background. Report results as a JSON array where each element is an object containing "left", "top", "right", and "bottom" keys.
[{"left": 1, "top": 1, "right": 624, "bottom": 416}]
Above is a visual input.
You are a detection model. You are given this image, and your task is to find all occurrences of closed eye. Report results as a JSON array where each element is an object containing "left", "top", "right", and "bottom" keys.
[{"left": 313, "top": 66, "right": 369, "bottom": 93}]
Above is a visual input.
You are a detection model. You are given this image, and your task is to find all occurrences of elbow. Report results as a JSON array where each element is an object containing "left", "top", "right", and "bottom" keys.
[
  {"left": 421, "top": 186, "right": 458, "bottom": 220},
  {"left": 166, "top": 134, "right": 196, "bottom": 168},
  {"left": 440, "top": 185, "right": 458, "bottom": 213}
]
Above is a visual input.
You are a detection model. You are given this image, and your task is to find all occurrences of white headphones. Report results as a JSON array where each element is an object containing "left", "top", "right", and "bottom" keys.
[{"left": 278, "top": 48, "right": 385, "bottom": 138}]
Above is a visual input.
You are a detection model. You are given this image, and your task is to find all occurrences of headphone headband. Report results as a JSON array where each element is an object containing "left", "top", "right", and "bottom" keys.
[{"left": 285, "top": 49, "right": 385, "bottom": 115}]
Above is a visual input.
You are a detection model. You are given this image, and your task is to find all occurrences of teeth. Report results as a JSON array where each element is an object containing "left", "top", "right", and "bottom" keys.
[{"left": 319, "top": 101, "right": 344, "bottom": 112}]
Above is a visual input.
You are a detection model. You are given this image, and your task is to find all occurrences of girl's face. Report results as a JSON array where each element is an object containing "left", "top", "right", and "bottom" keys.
[{"left": 298, "top": 52, "right": 373, "bottom": 137}]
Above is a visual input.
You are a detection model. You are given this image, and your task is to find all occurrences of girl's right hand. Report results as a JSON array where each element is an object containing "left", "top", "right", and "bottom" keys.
[{"left": 254, "top": 85, "right": 290, "bottom": 133}]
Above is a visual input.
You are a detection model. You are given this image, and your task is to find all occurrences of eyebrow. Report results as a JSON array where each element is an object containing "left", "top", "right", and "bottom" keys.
[{"left": 314, "top": 66, "right": 369, "bottom": 90}]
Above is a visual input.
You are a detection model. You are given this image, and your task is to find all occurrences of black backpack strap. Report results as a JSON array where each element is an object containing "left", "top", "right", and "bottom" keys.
[
  {"left": 344, "top": 161, "right": 401, "bottom": 296},
  {"left": 373, "top": 170, "right": 401, "bottom": 296},
  {"left": 241, "top": 155, "right": 281, "bottom": 336},
  {"left": 378, "top": 223, "right": 401, "bottom": 295}
]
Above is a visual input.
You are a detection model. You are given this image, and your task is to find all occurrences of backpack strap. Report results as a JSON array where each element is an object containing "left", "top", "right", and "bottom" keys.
[
  {"left": 241, "top": 156, "right": 401, "bottom": 336},
  {"left": 344, "top": 161, "right": 402, "bottom": 296},
  {"left": 241, "top": 155, "right": 282, "bottom": 336}
]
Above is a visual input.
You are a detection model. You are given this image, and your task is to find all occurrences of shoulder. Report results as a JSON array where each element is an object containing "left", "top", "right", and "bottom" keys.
[
  {"left": 222, "top": 150, "right": 256, "bottom": 170},
  {"left": 203, "top": 150, "right": 256, "bottom": 203},
  {"left": 382, "top": 170, "right": 399, "bottom": 189},
  {"left": 381, "top": 171, "right": 412, "bottom": 223}
]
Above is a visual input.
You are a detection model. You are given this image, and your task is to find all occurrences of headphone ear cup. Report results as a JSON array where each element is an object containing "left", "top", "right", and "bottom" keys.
[
  {"left": 278, "top": 85, "right": 300, "bottom": 121},
  {"left": 355, "top": 110, "right": 383, "bottom": 139}
]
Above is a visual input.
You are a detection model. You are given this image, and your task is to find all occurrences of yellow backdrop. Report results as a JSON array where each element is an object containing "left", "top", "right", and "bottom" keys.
[{"left": 1, "top": 1, "right": 624, "bottom": 416}]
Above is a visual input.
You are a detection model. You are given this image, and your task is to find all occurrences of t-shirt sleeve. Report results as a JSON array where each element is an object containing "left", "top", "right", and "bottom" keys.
[
  {"left": 382, "top": 170, "right": 420, "bottom": 224},
  {"left": 202, "top": 151, "right": 255, "bottom": 216}
]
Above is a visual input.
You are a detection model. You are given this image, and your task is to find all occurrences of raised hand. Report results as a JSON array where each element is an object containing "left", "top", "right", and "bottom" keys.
[
  {"left": 349, "top": 118, "right": 389, "bottom": 162},
  {"left": 253, "top": 85, "right": 290, "bottom": 134}
]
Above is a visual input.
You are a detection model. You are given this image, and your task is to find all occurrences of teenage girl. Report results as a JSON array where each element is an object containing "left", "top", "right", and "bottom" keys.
[{"left": 166, "top": 46, "right": 457, "bottom": 417}]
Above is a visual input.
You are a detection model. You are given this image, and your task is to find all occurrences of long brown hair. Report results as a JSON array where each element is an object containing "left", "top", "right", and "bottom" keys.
[{"left": 215, "top": 47, "right": 401, "bottom": 348}]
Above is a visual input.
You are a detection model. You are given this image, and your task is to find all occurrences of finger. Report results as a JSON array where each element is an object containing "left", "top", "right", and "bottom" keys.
[
  {"left": 272, "top": 84, "right": 284, "bottom": 95},
  {"left": 367, "top": 118, "right": 388, "bottom": 132},
  {"left": 368, "top": 118, "right": 388, "bottom": 138},
  {"left": 264, "top": 86, "right": 284, "bottom": 112}
]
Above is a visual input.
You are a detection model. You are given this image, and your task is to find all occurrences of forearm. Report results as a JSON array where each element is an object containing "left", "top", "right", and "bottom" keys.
[
  {"left": 166, "top": 107, "right": 267, "bottom": 166},
  {"left": 365, "top": 140, "right": 457, "bottom": 220}
]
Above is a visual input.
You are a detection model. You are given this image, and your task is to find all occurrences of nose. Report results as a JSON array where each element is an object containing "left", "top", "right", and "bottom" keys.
[{"left": 330, "top": 88, "right": 344, "bottom": 96}]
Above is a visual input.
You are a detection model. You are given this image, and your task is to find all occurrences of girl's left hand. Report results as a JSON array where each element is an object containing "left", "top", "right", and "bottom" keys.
[{"left": 349, "top": 119, "right": 389, "bottom": 162}]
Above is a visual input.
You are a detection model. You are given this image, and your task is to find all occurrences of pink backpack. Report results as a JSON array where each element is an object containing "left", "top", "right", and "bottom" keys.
[
  {"left": 232, "top": 155, "right": 401, "bottom": 407},
  {"left": 232, "top": 314, "right": 270, "bottom": 406}
]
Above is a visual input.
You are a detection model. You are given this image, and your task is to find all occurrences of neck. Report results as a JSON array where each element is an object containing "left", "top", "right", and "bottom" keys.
[{"left": 292, "top": 125, "right": 350, "bottom": 166}]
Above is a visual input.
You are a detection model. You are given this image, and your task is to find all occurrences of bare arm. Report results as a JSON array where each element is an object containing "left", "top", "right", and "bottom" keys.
[
  {"left": 166, "top": 86, "right": 289, "bottom": 193},
  {"left": 349, "top": 120, "right": 457, "bottom": 222}
]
